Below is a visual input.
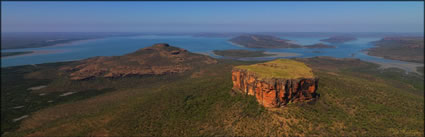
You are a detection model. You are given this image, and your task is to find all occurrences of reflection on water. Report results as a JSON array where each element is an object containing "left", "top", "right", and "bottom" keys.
[{"left": 2, "top": 35, "right": 423, "bottom": 73}]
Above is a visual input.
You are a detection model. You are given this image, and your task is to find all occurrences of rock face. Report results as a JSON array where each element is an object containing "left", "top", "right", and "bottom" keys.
[
  {"left": 231, "top": 59, "right": 319, "bottom": 108},
  {"left": 60, "top": 43, "right": 217, "bottom": 80}
]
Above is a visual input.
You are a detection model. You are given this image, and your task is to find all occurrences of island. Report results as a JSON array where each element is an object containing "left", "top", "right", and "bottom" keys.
[
  {"left": 212, "top": 49, "right": 274, "bottom": 58},
  {"left": 320, "top": 35, "right": 357, "bottom": 43},
  {"left": 366, "top": 36, "right": 424, "bottom": 63},
  {"left": 303, "top": 43, "right": 336, "bottom": 49},
  {"left": 1, "top": 51, "right": 33, "bottom": 58},
  {"left": 212, "top": 49, "right": 300, "bottom": 58},
  {"left": 229, "top": 34, "right": 302, "bottom": 48}
]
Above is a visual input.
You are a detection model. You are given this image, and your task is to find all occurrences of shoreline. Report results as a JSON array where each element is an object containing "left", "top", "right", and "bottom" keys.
[
  {"left": 2, "top": 37, "right": 106, "bottom": 59},
  {"left": 2, "top": 49, "right": 67, "bottom": 59},
  {"left": 263, "top": 52, "right": 300, "bottom": 58},
  {"left": 363, "top": 50, "right": 423, "bottom": 64},
  {"left": 202, "top": 50, "right": 300, "bottom": 59},
  {"left": 366, "top": 60, "right": 424, "bottom": 74},
  {"left": 46, "top": 38, "right": 105, "bottom": 48}
]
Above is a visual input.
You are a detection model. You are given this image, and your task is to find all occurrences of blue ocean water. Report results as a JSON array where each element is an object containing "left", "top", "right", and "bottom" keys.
[{"left": 0, "top": 35, "right": 418, "bottom": 68}]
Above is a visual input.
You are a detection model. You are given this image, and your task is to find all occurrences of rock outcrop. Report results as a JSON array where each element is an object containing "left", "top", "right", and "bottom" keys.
[
  {"left": 60, "top": 43, "right": 217, "bottom": 80},
  {"left": 232, "top": 59, "right": 319, "bottom": 108}
]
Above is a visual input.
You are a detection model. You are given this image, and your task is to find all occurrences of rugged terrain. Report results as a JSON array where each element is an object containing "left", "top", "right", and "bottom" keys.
[
  {"left": 320, "top": 36, "right": 357, "bottom": 43},
  {"left": 2, "top": 46, "right": 424, "bottom": 136},
  {"left": 229, "top": 34, "right": 302, "bottom": 48},
  {"left": 60, "top": 43, "right": 217, "bottom": 80},
  {"left": 366, "top": 36, "right": 424, "bottom": 63},
  {"left": 232, "top": 59, "right": 319, "bottom": 108}
]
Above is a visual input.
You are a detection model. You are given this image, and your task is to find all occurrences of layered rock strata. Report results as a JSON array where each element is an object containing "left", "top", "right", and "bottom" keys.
[{"left": 231, "top": 59, "right": 319, "bottom": 108}]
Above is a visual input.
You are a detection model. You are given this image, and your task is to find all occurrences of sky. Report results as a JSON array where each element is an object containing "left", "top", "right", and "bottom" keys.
[{"left": 1, "top": 2, "right": 424, "bottom": 33}]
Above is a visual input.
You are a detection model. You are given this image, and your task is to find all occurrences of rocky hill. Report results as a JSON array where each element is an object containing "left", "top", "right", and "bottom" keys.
[
  {"left": 60, "top": 43, "right": 217, "bottom": 80},
  {"left": 232, "top": 59, "right": 319, "bottom": 108},
  {"left": 229, "top": 34, "right": 302, "bottom": 48}
]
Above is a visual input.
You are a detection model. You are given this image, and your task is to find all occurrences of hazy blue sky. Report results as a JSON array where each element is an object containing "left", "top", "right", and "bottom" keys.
[{"left": 2, "top": 2, "right": 424, "bottom": 32}]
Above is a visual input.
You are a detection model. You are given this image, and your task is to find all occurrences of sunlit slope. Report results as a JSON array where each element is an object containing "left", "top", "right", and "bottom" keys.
[{"left": 235, "top": 59, "right": 314, "bottom": 79}]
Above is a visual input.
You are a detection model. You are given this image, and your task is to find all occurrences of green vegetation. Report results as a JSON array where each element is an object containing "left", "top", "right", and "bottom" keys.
[
  {"left": 235, "top": 59, "right": 314, "bottom": 79},
  {"left": 1, "top": 51, "right": 33, "bottom": 57},
  {"left": 367, "top": 37, "right": 424, "bottom": 63},
  {"left": 213, "top": 49, "right": 274, "bottom": 58},
  {"left": 1, "top": 57, "right": 423, "bottom": 136}
]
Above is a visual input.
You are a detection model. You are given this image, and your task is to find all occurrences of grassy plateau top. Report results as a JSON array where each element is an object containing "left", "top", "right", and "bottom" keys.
[{"left": 235, "top": 59, "right": 314, "bottom": 79}]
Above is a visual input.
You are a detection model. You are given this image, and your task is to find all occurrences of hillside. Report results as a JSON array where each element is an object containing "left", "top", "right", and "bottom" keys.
[
  {"left": 366, "top": 37, "right": 424, "bottom": 63},
  {"left": 60, "top": 43, "right": 217, "bottom": 80},
  {"left": 229, "top": 34, "right": 302, "bottom": 48}
]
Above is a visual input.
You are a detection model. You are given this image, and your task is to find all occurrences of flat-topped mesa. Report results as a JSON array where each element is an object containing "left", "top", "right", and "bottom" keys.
[{"left": 232, "top": 59, "right": 319, "bottom": 108}]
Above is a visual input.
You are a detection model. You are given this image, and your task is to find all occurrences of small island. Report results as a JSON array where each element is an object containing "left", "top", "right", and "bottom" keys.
[
  {"left": 1, "top": 51, "right": 33, "bottom": 58},
  {"left": 303, "top": 43, "right": 336, "bottom": 49},
  {"left": 320, "top": 36, "right": 357, "bottom": 43},
  {"left": 229, "top": 34, "right": 302, "bottom": 48},
  {"left": 212, "top": 49, "right": 300, "bottom": 58},
  {"left": 213, "top": 49, "right": 274, "bottom": 58}
]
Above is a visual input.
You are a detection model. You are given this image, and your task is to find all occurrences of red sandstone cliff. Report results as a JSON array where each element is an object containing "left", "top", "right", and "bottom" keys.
[{"left": 232, "top": 68, "right": 319, "bottom": 108}]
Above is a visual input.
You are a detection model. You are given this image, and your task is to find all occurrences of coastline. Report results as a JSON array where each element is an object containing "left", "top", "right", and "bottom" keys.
[
  {"left": 2, "top": 49, "right": 67, "bottom": 59},
  {"left": 2, "top": 37, "right": 105, "bottom": 58},
  {"left": 360, "top": 50, "right": 424, "bottom": 74},
  {"left": 263, "top": 52, "right": 300, "bottom": 58},
  {"left": 362, "top": 50, "right": 423, "bottom": 64},
  {"left": 46, "top": 38, "right": 105, "bottom": 48},
  {"left": 202, "top": 50, "right": 300, "bottom": 59},
  {"left": 367, "top": 60, "right": 424, "bottom": 74}
]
